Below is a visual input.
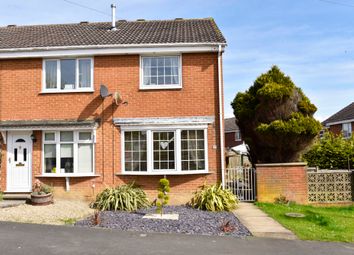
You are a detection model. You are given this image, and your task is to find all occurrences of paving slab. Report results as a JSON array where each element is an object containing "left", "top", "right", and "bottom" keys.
[
  {"left": 0, "top": 200, "right": 26, "bottom": 209},
  {"left": 234, "top": 202, "right": 297, "bottom": 240}
]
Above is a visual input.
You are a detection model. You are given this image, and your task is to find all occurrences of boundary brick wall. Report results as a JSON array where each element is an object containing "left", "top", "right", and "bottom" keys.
[{"left": 256, "top": 163, "right": 308, "bottom": 204}]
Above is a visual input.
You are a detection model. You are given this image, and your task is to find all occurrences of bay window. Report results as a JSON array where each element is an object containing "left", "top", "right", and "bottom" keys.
[
  {"left": 43, "top": 58, "right": 93, "bottom": 92},
  {"left": 124, "top": 131, "right": 147, "bottom": 172},
  {"left": 43, "top": 130, "right": 94, "bottom": 175},
  {"left": 153, "top": 131, "right": 175, "bottom": 170},
  {"left": 122, "top": 128, "right": 208, "bottom": 174}
]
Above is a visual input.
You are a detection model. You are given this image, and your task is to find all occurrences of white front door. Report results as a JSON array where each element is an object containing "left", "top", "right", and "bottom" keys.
[{"left": 7, "top": 132, "right": 32, "bottom": 192}]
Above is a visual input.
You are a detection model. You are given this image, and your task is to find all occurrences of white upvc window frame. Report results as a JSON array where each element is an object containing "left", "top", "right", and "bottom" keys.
[
  {"left": 42, "top": 57, "right": 94, "bottom": 93},
  {"left": 42, "top": 130, "right": 96, "bottom": 177},
  {"left": 121, "top": 125, "right": 208, "bottom": 175},
  {"left": 342, "top": 122, "right": 352, "bottom": 138},
  {"left": 235, "top": 130, "right": 242, "bottom": 141},
  {"left": 139, "top": 55, "right": 182, "bottom": 90}
]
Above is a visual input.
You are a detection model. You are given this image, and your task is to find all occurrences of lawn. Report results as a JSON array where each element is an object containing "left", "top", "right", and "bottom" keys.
[{"left": 256, "top": 202, "right": 354, "bottom": 243}]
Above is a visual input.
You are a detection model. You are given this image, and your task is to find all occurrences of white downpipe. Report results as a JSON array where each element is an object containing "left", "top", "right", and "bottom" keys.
[
  {"left": 65, "top": 177, "right": 70, "bottom": 192},
  {"left": 218, "top": 44, "right": 225, "bottom": 188}
]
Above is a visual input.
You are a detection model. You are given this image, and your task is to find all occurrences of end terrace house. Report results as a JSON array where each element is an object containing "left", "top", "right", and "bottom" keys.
[{"left": 0, "top": 17, "right": 226, "bottom": 203}]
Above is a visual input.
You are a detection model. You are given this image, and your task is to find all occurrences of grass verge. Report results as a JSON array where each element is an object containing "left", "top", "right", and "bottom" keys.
[{"left": 256, "top": 202, "right": 354, "bottom": 243}]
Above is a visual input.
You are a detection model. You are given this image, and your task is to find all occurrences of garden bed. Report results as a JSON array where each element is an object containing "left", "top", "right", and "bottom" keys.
[{"left": 75, "top": 206, "right": 251, "bottom": 237}]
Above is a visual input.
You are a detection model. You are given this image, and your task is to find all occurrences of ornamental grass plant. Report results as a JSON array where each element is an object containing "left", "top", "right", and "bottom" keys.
[
  {"left": 189, "top": 183, "right": 238, "bottom": 212},
  {"left": 91, "top": 183, "right": 150, "bottom": 211}
]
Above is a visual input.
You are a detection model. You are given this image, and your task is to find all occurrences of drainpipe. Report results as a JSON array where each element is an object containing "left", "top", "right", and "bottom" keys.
[{"left": 218, "top": 44, "right": 226, "bottom": 188}]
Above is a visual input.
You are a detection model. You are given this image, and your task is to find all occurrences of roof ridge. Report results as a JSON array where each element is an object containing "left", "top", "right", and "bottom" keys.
[{"left": 0, "top": 17, "right": 215, "bottom": 29}]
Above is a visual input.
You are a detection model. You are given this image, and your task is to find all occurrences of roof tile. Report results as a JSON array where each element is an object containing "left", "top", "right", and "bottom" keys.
[
  {"left": 323, "top": 102, "right": 354, "bottom": 125},
  {"left": 0, "top": 18, "right": 226, "bottom": 50}
]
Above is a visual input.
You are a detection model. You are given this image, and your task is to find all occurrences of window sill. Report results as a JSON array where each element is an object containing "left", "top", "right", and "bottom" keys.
[
  {"left": 40, "top": 89, "right": 94, "bottom": 94},
  {"left": 116, "top": 171, "right": 210, "bottom": 176},
  {"left": 35, "top": 173, "right": 100, "bottom": 178},
  {"left": 139, "top": 85, "right": 182, "bottom": 90}
]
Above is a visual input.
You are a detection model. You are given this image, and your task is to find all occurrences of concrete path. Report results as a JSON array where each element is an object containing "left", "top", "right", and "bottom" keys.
[
  {"left": 0, "top": 200, "right": 26, "bottom": 209},
  {"left": 0, "top": 221, "right": 353, "bottom": 255},
  {"left": 234, "top": 202, "right": 297, "bottom": 240}
]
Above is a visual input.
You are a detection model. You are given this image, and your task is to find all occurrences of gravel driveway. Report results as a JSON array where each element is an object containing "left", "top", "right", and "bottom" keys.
[
  {"left": 76, "top": 206, "right": 251, "bottom": 237},
  {"left": 0, "top": 200, "right": 94, "bottom": 225}
]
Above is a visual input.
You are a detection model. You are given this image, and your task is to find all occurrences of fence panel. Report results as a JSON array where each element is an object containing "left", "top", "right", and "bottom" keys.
[
  {"left": 225, "top": 167, "right": 256, "bottom": 202},
  {"left": 308, "top": 169, "right": 353, "bottom": 203}
]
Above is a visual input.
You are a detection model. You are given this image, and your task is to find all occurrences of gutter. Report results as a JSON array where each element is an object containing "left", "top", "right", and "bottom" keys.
[
  {"left": 0, "top": 43, "right": 227, "bottom": 59},
  {"left": 0, "top": 42, "right": 227, "bottom": 53},
  {"left": 324, "top": 118, "right": 354, "bottom": 127},
  {"left": 218, "top": 44, "right": 226, "bottom": 188}
]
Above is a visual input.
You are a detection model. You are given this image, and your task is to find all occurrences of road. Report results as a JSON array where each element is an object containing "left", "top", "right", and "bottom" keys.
[{"left": 0, "top": 221, "right": 353, "bottom": 255}]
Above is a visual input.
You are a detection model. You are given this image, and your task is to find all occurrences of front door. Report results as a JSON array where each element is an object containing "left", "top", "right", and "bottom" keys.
[{"left": 7, "top": 132, "right": 32, "bottom": 192}]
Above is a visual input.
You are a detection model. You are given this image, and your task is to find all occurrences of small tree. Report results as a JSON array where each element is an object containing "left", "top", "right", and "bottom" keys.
[
  {"left": 156, "top": 178, "right": 170, "bottom": 215},
  {"left": 231, "top": 66, "right": 321, "bottom": 164},
  {"left": 303, "top": 132, "right": 354, "bottom": 169}
]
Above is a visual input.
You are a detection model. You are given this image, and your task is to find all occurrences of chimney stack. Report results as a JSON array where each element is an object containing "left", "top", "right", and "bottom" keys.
[{"left": 111, "top": 4, "right": 117, "bottom": 30}]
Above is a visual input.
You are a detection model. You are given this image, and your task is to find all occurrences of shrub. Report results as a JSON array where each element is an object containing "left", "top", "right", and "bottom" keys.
[
  {"left": 32, "top": 180, "right": 53, "bottom": 195},
  {"left": 156, "top": 178, "right": 170, "bottom": 215},
  {"left": 91, "top": 183, "right": 150, "bottom": 211},
  {"left": 0, "top": 191, "right": 3, "bottom": 201},
  {"left": 302, "top": 131, "right": 354, "bottom": 169},
  {"left": 274, "top": 194, "right": 289, "bottom": 205},
  {"left": 231, "top": 66, "right": 321, "bottom": 164},
  {"left": 189, "top": 183, "right": 238, "bottom": 212}
]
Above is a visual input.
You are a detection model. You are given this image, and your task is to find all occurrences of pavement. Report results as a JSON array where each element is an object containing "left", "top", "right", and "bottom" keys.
[
  {"left": 0, "top": 221, "right": 353, "bottom": 255},
  {"left": 234, "top": 202, "right": 297, "bottom": 240}
]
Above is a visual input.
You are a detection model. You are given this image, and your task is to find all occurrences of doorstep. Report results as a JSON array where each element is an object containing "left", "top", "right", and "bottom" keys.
[
  {"left": 233, "top": 202, "right": 297, "bottom": 240},
  {"left": 2, "top": 193, "right": 31, "bottom": 200},
  {"left": 0, "top": 200, "right": 26, "bottom": 209}
]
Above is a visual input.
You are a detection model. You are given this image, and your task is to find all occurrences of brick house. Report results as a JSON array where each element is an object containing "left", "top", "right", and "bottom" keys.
[
  {"left": 224, "top": 117, "right": 243, "bottom": 149},
  {"left": 322, "top": 102, "right": 354, "bottom": 138},
  {"left": 0, "top": 17, "right": 226, "bottom": 203}
]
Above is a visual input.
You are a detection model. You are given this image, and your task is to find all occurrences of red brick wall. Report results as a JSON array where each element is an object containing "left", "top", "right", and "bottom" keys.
[
  {"left": 256, "top": 163, "right": 308, "bottom": 204},
  {"left": 328, "top": 124, "right": 342, "bottom": 135},
  {"left": 0, "top": 53, "right": 223, "bottom": 203},
  {"left": 328, "top": 122, "right": 354, "bottom": 136},
  {"left": 225, "top": 131, "right": 243, "bottom": 149}
]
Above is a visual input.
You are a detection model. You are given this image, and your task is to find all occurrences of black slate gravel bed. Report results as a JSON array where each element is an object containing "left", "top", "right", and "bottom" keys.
[{"left": 75, "top": 206, "right": 251, "bottom": 237}]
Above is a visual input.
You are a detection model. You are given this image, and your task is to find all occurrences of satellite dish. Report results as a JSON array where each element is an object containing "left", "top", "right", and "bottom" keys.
[{"left": 100, "top": 84, "right": 112, "bottom": 98}]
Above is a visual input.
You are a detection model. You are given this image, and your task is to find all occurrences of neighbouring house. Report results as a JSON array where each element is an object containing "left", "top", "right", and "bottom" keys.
[
  {"left": 224, "top": 117, "right": 249, "bottom": 168},
  {"left": 0, "top": 14, "right": 226, "bottom": 203},
  {"left": 224, "top": 117, "right": 242, "bottom": 149},
  {"left": 322, "top": 102, "right": 354, "bottom": 138}
]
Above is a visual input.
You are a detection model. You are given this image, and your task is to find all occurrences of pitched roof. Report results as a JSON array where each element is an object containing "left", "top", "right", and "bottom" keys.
[
  {"left": 225, "top": 117, "right": 240, "bottom": 132},
  {"left": 323, "top": 102, "right": 354, "bottom": 125},
  {"left": 0, "top": 18, "right": 226, "bottom": 50}
]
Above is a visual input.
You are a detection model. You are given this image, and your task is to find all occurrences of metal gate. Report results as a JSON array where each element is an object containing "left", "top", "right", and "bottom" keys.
[{"left": 225, "top": 167, "right": 256, "bottom": 201}]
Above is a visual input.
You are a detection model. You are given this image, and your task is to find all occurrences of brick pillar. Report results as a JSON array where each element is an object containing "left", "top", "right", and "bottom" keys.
[{"left": 256, "top": 163, "right": 308, "bottom": 204}]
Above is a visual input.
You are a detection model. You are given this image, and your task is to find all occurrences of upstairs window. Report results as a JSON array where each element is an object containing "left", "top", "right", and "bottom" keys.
[
  {"left": 43, "top": 58, "right": 93, "bottom": 92},
  {"left": 235, "top": 130, "right": 242, "bottom": 141},
  {"left": 342, "top": 123, "right": 352, "bottom": 138},
  {"left": 141, "top": 56, "right": 181, "bottom": 89}
]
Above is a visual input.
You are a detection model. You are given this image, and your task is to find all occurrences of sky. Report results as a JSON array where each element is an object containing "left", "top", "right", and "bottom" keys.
[{"left": 1, "top": 0, "right": 354, "bottom": 121}]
